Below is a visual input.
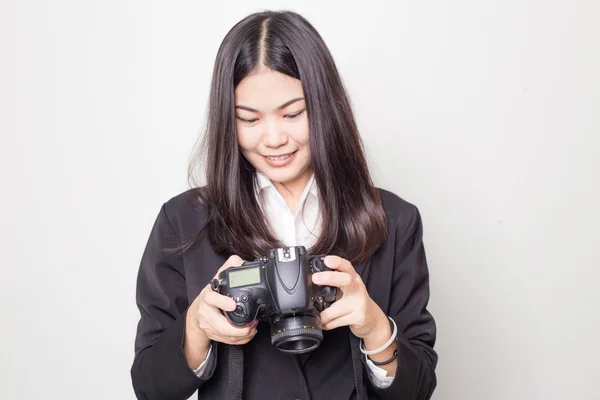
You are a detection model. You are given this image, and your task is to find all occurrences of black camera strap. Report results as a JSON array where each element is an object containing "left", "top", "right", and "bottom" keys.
[
  {"left": 227, "top": 336, "right": 367, "bottom": 400},
  {"left": 350, "top": 333, "right": 368, "bottom": 400},
  {"left": 228, "top": 345, "right": 244, "bottom": 400}
]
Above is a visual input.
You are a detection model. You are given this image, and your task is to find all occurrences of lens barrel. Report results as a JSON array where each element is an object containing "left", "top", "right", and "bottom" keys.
[{"left": 270, "top": 313, "right": 323, "bottom": 354}]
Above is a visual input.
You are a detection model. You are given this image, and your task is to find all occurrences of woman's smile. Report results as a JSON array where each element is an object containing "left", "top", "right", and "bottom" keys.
[{"left": 263, "top": 150, "right": 298, "bottom": 167}]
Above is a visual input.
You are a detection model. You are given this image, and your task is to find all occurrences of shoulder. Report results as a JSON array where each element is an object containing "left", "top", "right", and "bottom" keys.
[
  {"left": 376, "top": 187, "right": 422, "bottom": 235},
  {"left": 163, "top": 187, "right": 204, "bottom": 212},
  {"left": 160, "top": 187, "right": 208, "bottom": 236}
]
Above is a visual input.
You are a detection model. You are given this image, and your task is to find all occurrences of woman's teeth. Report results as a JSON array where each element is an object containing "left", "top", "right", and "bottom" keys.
[{"left": 266, "top": 154, "right": 291, "bottom": 161}]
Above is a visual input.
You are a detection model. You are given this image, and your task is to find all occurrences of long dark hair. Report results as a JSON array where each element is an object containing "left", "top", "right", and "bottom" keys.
[{"left": 186, "top": 10, "right": 387, "bottom": 264}]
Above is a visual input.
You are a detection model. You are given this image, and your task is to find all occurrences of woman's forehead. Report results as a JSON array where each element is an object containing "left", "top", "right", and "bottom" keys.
[{"left": 235, "top": 69, "right": 305, "bottom": 111}]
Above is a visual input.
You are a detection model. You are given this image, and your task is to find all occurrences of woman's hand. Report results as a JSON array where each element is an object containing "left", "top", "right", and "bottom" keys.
[
  {"left": 312, "top": 255, "right": 398, "bottom": 376},
  {"left": 312, "top": 255, "right": 389, "bottom": 341},
  {"left": 184, "top": 255, "right": 258, "bottom": 369}
]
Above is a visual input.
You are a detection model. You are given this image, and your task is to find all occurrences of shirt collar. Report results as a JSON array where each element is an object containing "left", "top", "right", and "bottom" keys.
[{"left": 254, "top": 170, "right": 319, "bottom": 199}]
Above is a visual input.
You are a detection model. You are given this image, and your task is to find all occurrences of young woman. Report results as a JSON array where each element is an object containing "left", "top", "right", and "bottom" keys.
[{"left": 131, "top": 10, "right": 437, "bottom": 400}]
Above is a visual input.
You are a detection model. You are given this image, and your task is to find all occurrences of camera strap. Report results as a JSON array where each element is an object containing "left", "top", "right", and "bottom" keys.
[
  {"left": 226, "top": 337, "right": 367, "bottom": 400},
  {"left": 349, "top": 333, "right": 368, "bottom": 400},
  {"left": 228, "top": 345, "right": 244, "bottom": 400}
]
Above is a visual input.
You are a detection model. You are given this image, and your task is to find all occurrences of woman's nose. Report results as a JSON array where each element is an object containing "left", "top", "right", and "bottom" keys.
[{"left": 262, "top": 119, "right": 289, "bottom": 147}]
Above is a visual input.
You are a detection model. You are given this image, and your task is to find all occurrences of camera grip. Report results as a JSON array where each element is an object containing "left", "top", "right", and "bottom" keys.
[
  {"left": 210, "top": 277, "right": 264, "bottom": 327},
  {"left": 310, "top": 256, "right": 337, "bottom": 309}
]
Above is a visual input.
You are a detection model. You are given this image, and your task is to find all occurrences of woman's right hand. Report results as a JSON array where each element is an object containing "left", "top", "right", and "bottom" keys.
[{"left": 184, "top": 256, "right": 259, "bottom": 369}]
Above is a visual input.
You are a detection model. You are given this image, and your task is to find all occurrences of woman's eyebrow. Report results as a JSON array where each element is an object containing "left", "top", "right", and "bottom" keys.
[{"left": 235, "top": 97, "right": 305, "bottom": 113}]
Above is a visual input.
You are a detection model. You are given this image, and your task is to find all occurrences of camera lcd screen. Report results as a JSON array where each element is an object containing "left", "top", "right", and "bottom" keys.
[{"left": 229, "top": 267, "right": 261, "bottom": 288}]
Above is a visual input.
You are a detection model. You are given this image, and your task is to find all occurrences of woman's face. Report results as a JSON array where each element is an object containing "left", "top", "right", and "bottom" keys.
[{"left": 235, "top": 68, "right": 311, "bottom": 188}]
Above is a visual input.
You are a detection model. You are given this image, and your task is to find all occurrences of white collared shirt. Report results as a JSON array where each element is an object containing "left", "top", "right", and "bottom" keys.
[
  {"left": 194, "top": 172, "right": 394, "bottom": 388},
  {"left": 254, "top": 171, "right": 322, "bottom": 250}
]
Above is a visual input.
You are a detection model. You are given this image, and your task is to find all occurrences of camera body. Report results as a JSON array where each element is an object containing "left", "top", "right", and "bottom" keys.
[{"left": 210, "top": 246, "right": 336, "bottom": 354}]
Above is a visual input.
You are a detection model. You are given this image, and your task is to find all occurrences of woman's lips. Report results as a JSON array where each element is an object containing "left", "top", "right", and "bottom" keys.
[{"left": 263, "top": 151, "right": 297, "bottom": 167}]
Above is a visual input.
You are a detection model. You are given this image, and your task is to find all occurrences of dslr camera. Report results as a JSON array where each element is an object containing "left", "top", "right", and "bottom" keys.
[{"left": 210, "top": 246, "right": 336, "bottom": 354}]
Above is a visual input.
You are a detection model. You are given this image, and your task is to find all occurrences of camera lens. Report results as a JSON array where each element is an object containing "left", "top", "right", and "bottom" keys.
[{"left": 270, "top": 312, "right": 323, "bottom": 354}]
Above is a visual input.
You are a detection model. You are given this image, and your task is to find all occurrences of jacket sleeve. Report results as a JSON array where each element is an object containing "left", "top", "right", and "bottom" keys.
[
  {"left": 367, "top": 205, "right": 438, "bottom": 399},
  {"left": 131, "top": 203, "right": 217, "bottom": 399}
]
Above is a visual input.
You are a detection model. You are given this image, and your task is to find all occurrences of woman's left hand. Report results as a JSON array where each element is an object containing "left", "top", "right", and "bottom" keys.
[{"left": 312, "top": 255, "right": 388, "bottom": 340}]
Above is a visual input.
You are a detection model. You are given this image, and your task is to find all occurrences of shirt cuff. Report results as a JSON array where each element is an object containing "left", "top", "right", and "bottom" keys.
[
  {"left": 192, "top": 342, "right": 213, "bottom": 378},
  {"left": 365, "top": 354, "right": 395, "bottom": 388}
]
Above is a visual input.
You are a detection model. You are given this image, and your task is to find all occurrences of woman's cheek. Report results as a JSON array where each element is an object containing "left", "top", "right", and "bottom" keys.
[
  {"left": 236, "top": 126, "right": 261, "bottom": 150},
  {"left": 289, "top": 121, "right": 310, "bottom": 144}
]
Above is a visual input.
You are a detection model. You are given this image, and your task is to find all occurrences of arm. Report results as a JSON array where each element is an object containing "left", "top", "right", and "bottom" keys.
[
  {"left": 191, "top": 343, "right": 214, "bottom": 377},
  {"left": 366, "top": 205, "right": 438, "bottom": 399},
  {"left": 130, "top": 204, "right": 217, "bottom": 399}
]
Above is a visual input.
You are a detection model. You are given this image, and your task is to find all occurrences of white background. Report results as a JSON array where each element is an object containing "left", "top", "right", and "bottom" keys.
[{"left": 1, "top": 1, "right": 599, "bottom": 399}]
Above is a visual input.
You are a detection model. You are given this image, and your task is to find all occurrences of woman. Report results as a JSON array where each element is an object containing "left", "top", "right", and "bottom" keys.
[{"left": 131, "top": 10, "right": 437, "bottom": 400}]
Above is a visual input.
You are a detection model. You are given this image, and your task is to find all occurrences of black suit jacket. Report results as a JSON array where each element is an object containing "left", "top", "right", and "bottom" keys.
[{"left": 131, "top": 188, "right": 437, "bottom": 399}]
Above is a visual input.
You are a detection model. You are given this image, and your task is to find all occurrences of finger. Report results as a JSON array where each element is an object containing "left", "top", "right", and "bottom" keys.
[
  {"left": 199, "top": 305, "right": 258, "bottom": 344},
  {"left": 212, "top": 329, "right": 258, "bottom": 345},
  {"left": 324, "top": 255, "right": 357, "bottom": 275},
  {"left": 319, "top": 301, "right": 352, "bottom": 326},
  {"left": 322, "top": 312, "right": 355, "bottom": 330},
  {"left": 203, "top": 290, "right": 237, "bottom": 312},
  {"left": 201, "top": 306, "right": 257, "bottom": 338},
  {"left": 312, "top": 271, "right": 353, "bottom": 288},
  {"left": 206, "top": 325, "right": 258, "bottom": 345},
  {"left": 213, "top": 315, "right": 258, "bottom": 338},
  {"left": 201, "top": 302, "right": 258, "bottom": 336}
]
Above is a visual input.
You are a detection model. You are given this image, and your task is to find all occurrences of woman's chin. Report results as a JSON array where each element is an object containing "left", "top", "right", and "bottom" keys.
[
  {"left": 261, "top": 169, "right": 298, "bottom": 184},
  {"left": 262, "top": 165, "right": 313, "bottom": 187}
]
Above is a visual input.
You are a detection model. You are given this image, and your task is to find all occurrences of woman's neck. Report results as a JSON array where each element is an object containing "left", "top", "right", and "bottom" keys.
[{"left": 271, "top": 167, "right": 313, "bottom": 215}]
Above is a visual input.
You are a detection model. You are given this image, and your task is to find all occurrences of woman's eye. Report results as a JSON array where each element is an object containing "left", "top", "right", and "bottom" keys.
[
  {"left": 285, "top": 110, "right": 305, "bottom": 119},
  {"left": 237, "top": 117, "right": 258, "bottom": 124}
]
